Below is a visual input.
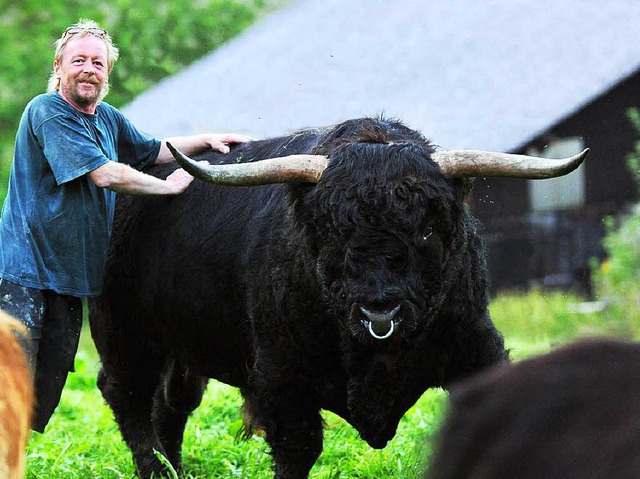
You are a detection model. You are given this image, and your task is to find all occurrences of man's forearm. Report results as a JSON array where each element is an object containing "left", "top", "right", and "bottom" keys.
[{"left": 88, "top": 161, "right": 193, "bottom": 195}]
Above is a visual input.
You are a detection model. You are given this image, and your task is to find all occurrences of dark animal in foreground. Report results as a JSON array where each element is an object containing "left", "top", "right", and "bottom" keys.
[
  {"left": 89, "top": 117, "right": 587, "bottom": 478},
  {"left": 426, "top": 337, "right": 640, "bottom": 479},
  {"left": 0, "top": 311, "right": 33, "bottom": 479}
]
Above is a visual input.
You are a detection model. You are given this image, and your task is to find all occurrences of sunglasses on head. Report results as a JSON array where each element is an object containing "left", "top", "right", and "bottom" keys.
[{"left": 63, "top": 26, "right": 108, "bottom": 38}]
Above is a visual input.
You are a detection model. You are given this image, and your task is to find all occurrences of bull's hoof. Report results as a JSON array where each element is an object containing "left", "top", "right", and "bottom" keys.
[
  {"left": 274, "top": 463, "right": 314, "bottom": 479},
  {"left": 136, "top": 455, "right": 177, "bottom": 479}
]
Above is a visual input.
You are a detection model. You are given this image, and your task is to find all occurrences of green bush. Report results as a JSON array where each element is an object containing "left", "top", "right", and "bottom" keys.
[
  {"left": 626, "top": 107, "right": 640, "bottom": 188},
  {"left": 589, "top": 107, "right": 640, "bottom": 337},
  {"left": 591, "top": 210, "right": 640, "bottom": 337},
  {"left": 0, "top": 0, "right": 279, "bottom": 199}
]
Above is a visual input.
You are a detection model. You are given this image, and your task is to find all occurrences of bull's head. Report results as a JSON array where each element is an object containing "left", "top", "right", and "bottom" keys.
[{"left": 167, "top": 137, "right": 588, "bottom": 342}]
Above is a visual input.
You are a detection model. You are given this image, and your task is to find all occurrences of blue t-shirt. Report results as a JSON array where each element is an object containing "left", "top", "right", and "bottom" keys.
[{"left": 0, "top": 92, "right": 161, "bottom": 296}]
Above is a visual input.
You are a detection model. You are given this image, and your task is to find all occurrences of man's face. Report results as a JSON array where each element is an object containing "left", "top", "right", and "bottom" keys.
[{"left": 54, "top": 35, "right": 110, "bottom": 112}]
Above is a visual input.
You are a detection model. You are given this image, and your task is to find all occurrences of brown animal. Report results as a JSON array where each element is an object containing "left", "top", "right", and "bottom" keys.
[
  {"left": 426, "top": 337, "right": 640, "bottom": 479},
  {"left": 0, "top": 310, "right": 33, "bottom": 479}
]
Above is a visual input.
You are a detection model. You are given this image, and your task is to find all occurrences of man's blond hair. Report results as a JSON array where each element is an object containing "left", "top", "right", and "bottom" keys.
[{"left": 47, "top": 19, "right": 119, "bottom": 98}]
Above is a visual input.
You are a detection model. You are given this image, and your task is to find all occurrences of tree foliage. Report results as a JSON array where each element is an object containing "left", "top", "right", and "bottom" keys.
[
  {"left": 0, "top": 0, "right": 273, "bottom": 196},
  {"left": 627, "top": 107, "right": 640, "bottom": 190},
  {"left": 590, "top": 108, "right": 640, "bottom": 337}
]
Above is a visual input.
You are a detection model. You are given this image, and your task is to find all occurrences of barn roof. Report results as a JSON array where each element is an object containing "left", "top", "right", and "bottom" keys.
[{"left": 122, "top": 0, "right": 640, "bottom": 152}]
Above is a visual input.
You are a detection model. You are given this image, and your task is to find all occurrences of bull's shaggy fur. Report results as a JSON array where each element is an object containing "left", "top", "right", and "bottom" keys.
[
  {"left": 427, "top": 338, "right": 640, "bottom": 479},
  {"left": 0, "top": 311, "right": 33, "bottom": 479},
  {"left": 89, "top": 117, "right": 508, "bottom": 478}
]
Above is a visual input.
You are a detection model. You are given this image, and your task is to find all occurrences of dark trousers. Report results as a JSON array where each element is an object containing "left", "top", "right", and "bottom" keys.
[{"left": 0, "top": 278, "right": 83, "bottom": 433}]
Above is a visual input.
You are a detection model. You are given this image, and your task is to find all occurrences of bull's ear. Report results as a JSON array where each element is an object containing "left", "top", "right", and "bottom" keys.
[
  {"left": 287, "top": 182, "right": 314, "bottom": 222},
  {"left": 288, "top": 183, "right": 322, "bottom": 254},
  {"left": 452, "top": 177, "right": 474, "bottom": 203}
]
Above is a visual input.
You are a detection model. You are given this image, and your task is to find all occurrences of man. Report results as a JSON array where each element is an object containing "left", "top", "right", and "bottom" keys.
[{"left": 0, "top": 19, "right": 251, "bottom": 433}]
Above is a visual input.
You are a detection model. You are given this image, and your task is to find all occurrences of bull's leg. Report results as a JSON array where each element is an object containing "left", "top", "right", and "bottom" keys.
[
  {"left": 97, "top": 360, "right": 170, "bottom": 478},
  {"left": 248, "top": 320, "right": 325, "bottom": 478},
  {"left": 269, "top": 415, "right": 324, "bottom": 479},
  {"left": 249, "top": 386, "right": 324, "bottom": 479},
  {"left": 90, "top": 297, "right": 174, "bottom": 478},
  {"left": 152, "top": 360, "right": 208, "bottom": 469}
]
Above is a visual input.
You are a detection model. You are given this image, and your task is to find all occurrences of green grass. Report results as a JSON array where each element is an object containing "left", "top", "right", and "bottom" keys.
[
  {"left": 489, "top": 288, "right": 632, "bottom": 359},
  {"left": 25, "top": 289, "right": 633, "bottom": 478},
  {"left": 25, "top": 324, "right": 446, "bottom": 479}
]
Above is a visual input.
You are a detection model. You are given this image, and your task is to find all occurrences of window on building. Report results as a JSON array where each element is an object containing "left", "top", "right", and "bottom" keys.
[{"left": 527, "top": 137, "right": 586, "bottom": 211}]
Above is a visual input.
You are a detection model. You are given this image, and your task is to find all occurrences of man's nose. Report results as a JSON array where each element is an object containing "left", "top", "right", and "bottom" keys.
[{"left": 82, "top": 61, "right": 96, "bottom": 73}]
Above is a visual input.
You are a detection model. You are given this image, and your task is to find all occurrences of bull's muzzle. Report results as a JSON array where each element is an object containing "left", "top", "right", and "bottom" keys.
[{"left": 359, "top": 305, "right": 400, "bottom": 340}]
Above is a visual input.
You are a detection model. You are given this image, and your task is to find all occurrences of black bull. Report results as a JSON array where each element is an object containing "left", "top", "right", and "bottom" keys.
[{"left": 88, "top": 117, "right": 587, "bottom": 478}]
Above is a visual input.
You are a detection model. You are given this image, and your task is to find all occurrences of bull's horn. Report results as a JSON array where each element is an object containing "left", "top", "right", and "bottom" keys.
[
  {"left": 167, "top": 143, "right": 328, "bottom": 185},
  {"left": 431, "top": 148, "right": 589, "bottom": 179}
]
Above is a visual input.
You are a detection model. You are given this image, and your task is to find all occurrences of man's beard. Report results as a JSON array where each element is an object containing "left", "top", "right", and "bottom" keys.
[{"left": 69, "top": 78, "right": 109, "bottom": 106}]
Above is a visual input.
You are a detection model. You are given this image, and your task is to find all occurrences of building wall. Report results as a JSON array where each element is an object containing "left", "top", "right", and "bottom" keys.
[{"left": 470, "top": 70, "right": 640, "bottom": 294}]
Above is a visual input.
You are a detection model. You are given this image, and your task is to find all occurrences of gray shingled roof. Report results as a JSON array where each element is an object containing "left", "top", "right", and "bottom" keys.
[{"left": 122, "top": 0, "right": 640, "bottom": 152}]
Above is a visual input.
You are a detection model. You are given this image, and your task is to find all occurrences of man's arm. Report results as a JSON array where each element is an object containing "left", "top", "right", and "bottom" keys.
[
  {"left": 155, "top": 133, "right": 254, "bottom": 164},
  {"left": 88, "top": 161, "right": 195, "bottom": 195},
  {"left": 88, "top": 132, "right": 253, "bottom": 194}
]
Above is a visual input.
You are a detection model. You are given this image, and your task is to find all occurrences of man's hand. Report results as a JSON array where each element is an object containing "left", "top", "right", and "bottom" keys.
[
  {"left": 157, "top": 133, "right": 255, "bottom": 164},
  {"left": 164, "top": 160, "right": 211, "bottom": 193},
  {"left": 164, "top": 167, "right": 196, "bottom": 194},
  {"left": 205, "top": 133, "right": 255, "bottom": 154}
]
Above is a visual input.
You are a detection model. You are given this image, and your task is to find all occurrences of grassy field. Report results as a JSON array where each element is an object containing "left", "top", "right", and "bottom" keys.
[{"left": 24, "top": 289, "right": 634, "bottom": 479}]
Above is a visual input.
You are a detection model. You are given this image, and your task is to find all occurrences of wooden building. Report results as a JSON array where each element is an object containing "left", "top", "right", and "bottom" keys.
[
  {"left": 121, "top": 0, "right": 640, "bottom": 293},
  {"left": 473, "top": 68, "right": 640, "bottom": 293}
]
